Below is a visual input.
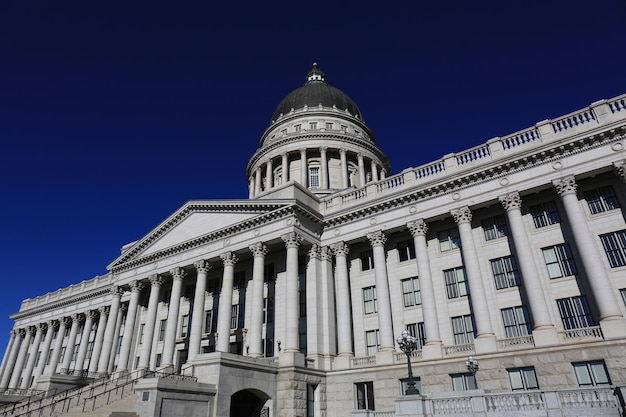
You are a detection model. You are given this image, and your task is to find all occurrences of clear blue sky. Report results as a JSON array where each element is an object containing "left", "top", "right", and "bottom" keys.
[{"left": 1, "top": 1, "right": 625, "bottom": 351}]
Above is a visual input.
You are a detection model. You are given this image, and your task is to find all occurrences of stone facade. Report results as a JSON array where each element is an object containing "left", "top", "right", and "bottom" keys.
[{"left": 1, "top": 65, "right": 626, "bottom": 417}]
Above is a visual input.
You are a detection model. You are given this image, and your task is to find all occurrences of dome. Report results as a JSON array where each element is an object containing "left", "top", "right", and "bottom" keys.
[{"left": 270, "top": 63, "right": 362, "bottom": 122}]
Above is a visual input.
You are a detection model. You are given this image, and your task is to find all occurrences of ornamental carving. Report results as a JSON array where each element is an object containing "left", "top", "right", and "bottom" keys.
[
  {"left": 308, "top": 244, "right": 322, "bottom": 260},
  {"left": 86, "top": 310, "right": 99, "bottom": 320},
  {"left": 281, "top": 232, "right": 303, "bottom": 249},
  {"left": 129, "top": 280, "right": 144, "bottom": 293},
  {"left": 321, "top": 246, "right": 332, "bottom": 261},
  {"left": 49, "top": 320, "right": 60, "bottom": 331},
  {"left": 10, "top": 329, "right": 19, "bottom": 337},
  {"left": 38, "top": 322, "right": 48, "bottom": 332},
  {"left": 194, "top": 260, "right": 212, "bottom": 273},
  {"left": 613, "top": 161, "right": 626, "bottom": 183},
  {"left": 451, "top": 206, "right": 472, "bottom": 224},
  {"left": 407, "top": 219, "right": 428, "bottom": 236},
  {"left": 249, "top": 242, "right": 269, "bottom": 258},
  {"left": 99, "top": 306, "right": 110, "bottom": 316},
  {"left": 553, "top": 176, "right": 577, "bottom": 196},
  {"left": 170, "top": 267, "right": 187, "bottom": 280},
  {"left": 331, "top": 242, "right": 350, "bottom": 257},
  {"left": 72, "top": 313, "right": 85, "bottom": 323},
  {"left": 366, "top": 230, "right": 387, "bottom": 247},
  {"left": 18, "top": 328, "right": 26, "bottom": 338},
  {"left": 62, "top": 317, "right": 72, "bottom": 327},
  {"left": 148, "top": 275, "right": 164, "bottom": 287},
  {"left": 220, "top": 251, "right": 239, "bottom": 266},
  {"left": 119, "top": 303, "right": 128, "bottom": 313},
  {"left": 499, "top": 192, "right": 522, "bottom": 211},
  {"left": 28, "top": 326, "right": 37, "bottom": 336},
  {"left": 110, "top": 285, "right": 124, "bottom": 297}
]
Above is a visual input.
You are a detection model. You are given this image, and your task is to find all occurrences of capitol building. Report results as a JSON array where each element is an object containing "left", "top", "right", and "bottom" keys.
[{"left": 1, "top": 64, "right": 626, "bottom": 417}]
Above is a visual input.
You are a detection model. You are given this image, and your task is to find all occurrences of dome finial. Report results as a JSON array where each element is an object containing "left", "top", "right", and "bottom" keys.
[{"left": 306, "top": 62, "right": 325, "bottom": 84}]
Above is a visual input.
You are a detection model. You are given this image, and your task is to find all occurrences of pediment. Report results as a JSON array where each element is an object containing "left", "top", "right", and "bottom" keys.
[{"left": 108, "top": 199, "right": 293, "bottom": 270}]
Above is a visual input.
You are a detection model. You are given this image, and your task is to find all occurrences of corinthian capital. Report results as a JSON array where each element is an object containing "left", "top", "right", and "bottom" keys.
[
  {"left": 499, "top": 192, "right": 522, "bottom": 211},
  {"left": 194, "top": 260, "right": 211, "bottom": 274},
  {"left": 249, "top": 242, "right": 269, "bottom": 258},
  {"left": 308, "top": 244, "right": 322, "bottom": 260},
  {"left": 451, "top": 206, "right": 472, "bottom": 224},
  {"left": 148, "top": 274, "right": 164, "bottom": 287},
  {"left": 129, "top": 280, "right": 144, "bottom": 293},
  {"left": 553, "top": 175, "right": 577, "bottom": 196},
  {"left": 110, "top": 285, "right": 124, "bottom": 298},
  {"left": 169, "top": 267, "right": 187, "bottom": 280},
  {"left": 281, "top": 232, "right": 303, "bottom": 249},
  {"left": 320, "top": 246, "right": 332, "bottom": 261},
  {"left": 407, "top": 219, "right": 428, "bottom": 236},
  {"left": 366, "top": 230, "right": 387, "bottom": 247},
  {"left": 613, "top": 161, "right": 626, "bottom": 183},
  {"left": 220, "top": 251, "right": 239, "bottom": 266},
  {"left": 331, "top": 242, "right": 350, "bottom": 257}
]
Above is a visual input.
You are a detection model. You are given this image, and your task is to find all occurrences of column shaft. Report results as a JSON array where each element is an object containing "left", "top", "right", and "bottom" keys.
[
  {"left": 320, "top": 147, "right": 328, "bottom": 189},
  {"left": 138, "top": 276, "right": 163, "bottom": 369},
  {"left": 74, "top": 311, "right": 96, "bottom": 372},
  {"left": 0, "top": 330, "right": 19, "bottom": 389},
  {"left": 47, "top": 318, "right": 68, "bottom": 377},
  {"left": 282, "top": 233, "right": 303, "bottom": 352},
  {"left": 248, "top": 243, "right": 268, "bottom": 357},
  {"left": 97, "top": 287, "right": 122, "bottom": 373},
  {"left": 189, "top": 261, "right": 211, "bottom": 360},
  {"left": 20, "top": 327, "right": 41, "bottom": 388},
  {"left": 117, "top": 281, "right": 143, "bottom": 373},
  {"left": 332, "top": 243, "right": 353, "bottom": 356},
  {"left": 33, "top": 322, "right": 55, "bottom": 383},
  {"left": 281, "top": 153, "right": 289, "bottom": 185},
  {"left": 89, "top": 307, "right": 108, "bottom": 373},
  {"left": 61, "top": 315, "right": 82, "bottom": 371},
  {"left": 9, "top": 329, "right": 32, "bottom": 388},
  {"left": 216, "top": 252, "right": 238, "bottom": 352},
  {"left": 340, "top": 149, "right": 348, "bottom": 188},
  {"left": 162, "top": 268, "right": 186, "bottom": 367},
  {"left": 367, "top": 231, "right": 395, "bottom": 350}
]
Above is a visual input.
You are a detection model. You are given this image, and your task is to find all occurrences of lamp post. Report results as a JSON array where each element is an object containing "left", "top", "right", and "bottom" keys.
[
  {"left": 396, "top": 330, "right": 420, "bottom": 395},
  {"left": 466, "top": 355, "right": 479, "bottom": 374}
]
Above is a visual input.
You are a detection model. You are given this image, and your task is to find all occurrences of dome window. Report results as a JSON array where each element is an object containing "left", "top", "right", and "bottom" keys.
[
  {"left": 280, "top": 129, "right": 287, "bottom": 137},
  {"left": 341, "top": 125, "right": 347, "bottom": 133},
  {"left": 309, "top": 122, "right": 318, "bottom": 130},
  {"left": 309, "top": 167, "right": 320, "bottom": 188},
  {"left": 325, "top": 122, "right": 333, "bottom": 130},
  {"left": 295, "top": 124, "right": 301, "bottom": 133}
]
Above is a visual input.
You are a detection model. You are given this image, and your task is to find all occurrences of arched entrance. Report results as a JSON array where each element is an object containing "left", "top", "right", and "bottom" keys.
[{"left": 230, "top": 389, "right": 271, "bottom": 417}]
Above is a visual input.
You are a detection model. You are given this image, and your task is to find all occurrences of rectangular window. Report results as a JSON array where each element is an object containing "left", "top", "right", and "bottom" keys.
[
  {"left": 204, "top": 311, "right": 213, "bottom": 333},
  {"left": 116, "top": 336, "right": 123, "bottom": 354},
  {"left": 340, "top": 125, "right": 347, "bottom": 133},
  {"left": 451, "top": 373, "right": 477, "bottom": 391},
  {"left": 138, "top": 323, "right": 145, "bottom": 344},
  {"left": 508, "top": 367, "right": 539, "bottom": 390},
  {"left": 295, "top": 124, "right": 301, "bottom": 132},
  {"left": 355, "top": 381, "right": 375, "bottom": 410},
  {"left": 207, "top": 278, "right": 220, "bottom": 294},
  {"left": 406, "top": 322, "right": 426, "bottom": 349},
  {"left": 35, "top": 351, "right": 41, "bottom": 367},
  {"left": 159, "top": 319, "right": 166, "bottom": 341},
  {"left": 542, "top": 244, "right": 577, "bottom": 278},
  {"left": 490, "top": 256, "right": 521, "bottom": 289},
  {"left": 309, "top": 167, "right": 320, "bottom": 187},
  {"left": 72, "top": 344, "right": 79, "bottom": 361},
  {"left": 584, "top": 185, "right": 620, "bottom": 214},
  {"left": 86, "top": 342, "right": 94, "bottom": 359},
  {"left": 155, "top": 354, "right": 162, "bottom": 368},
  {"left": 573, "top": 361, "right": 611, "bottom": 386},
  {"left": 400, "top": 378, "right": 422, "bottom": 396},
  {"left": 234, "top": 271, "right": 246, "bottom": 290},
  {"left": 501, "top": 306, "right": 532, "bottom": 337},
  {"left": 299, "top": 281, "right": 307, "bottom": 319},
  {"left": 397, "top": 239, "right": 416, "bottom": 262},
  {"left": 360, "top": 249, "right": 374, "bottom": 271},
  {"left": 600, "top": 230, "right": 626, "bottom": 267},
  {"left": 621, "top": 288, "right": 626, "bottom": 306},
  {"left": 264, "top": 297, "right": 274, "bottom": 324},
  {"left": 557, "top": 296, "right": 594, "bottom": 329},
  {"left": 482, "top": 214, "right": 509, "bottom": 241},
  {"left": 280, "top": 129, "right": 287, "bottom": 136},
  {"left": 444, "top": 267, "right": 468, "bottom": 299},
  {"left": 365, "top": 330, "right": 380, "bottom": 356},
  {"left": 401, "top": 277, "right": 421, "bottom": 307},
  {"left": 325, "top": 122, "right": 333, "bottom": 130},
  {"left": 306, "top": 384, "right": 317, "bottom": 417},
  {"left": 180, "top": 315, "right": 189, "bottom": 338},
  {"left": 438, "top": 228, "right": 461, "bottom": 252},
  {"left": 309, "top": 122, "right": 318, "bottom": 130},
  {"left": 451, "top": 315, "right": 475, "bottom": 344},
  {"left": 530, "top": 201, "right": 561, "bottom": 228},
  {"left": 363, "top": 286, "right": 377, "bottom": 314},
  {"left": 60, "top": 346, "right": 66, "bottom": 363},
  {"left": 46, "top": 349, "right": 53, "bottom": 365},
  {"left": 231, "top": 305, "right": 239, "bottom": 329}
]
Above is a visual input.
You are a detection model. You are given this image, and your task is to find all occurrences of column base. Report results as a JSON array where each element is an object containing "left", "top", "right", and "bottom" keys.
[
  {"left": 532, "top": 326, "right": 560, "bottom": 347},
  {"left": 421, "top": 341, "right": 443, "bottom": 360},
  {"left": 278, "top": 351, "right": 305, "bottom": 367},
  {"left": 473, "top": 334, "right": 497, "bottom": 354},
  {"left": 600, "top": 317, "right": 626, "bottom": 339}
]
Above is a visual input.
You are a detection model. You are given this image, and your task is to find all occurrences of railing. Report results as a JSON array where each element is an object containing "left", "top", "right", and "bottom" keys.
[
  {"left": 431, "top": 397, "right": 473, "bottom": 414},
  {"left": 485, "top": 391, "right": 545, "bottom": 411},
  {"left": 444, "top": 343, "right": 475, "bottom": 356},
  {"left": 0, "top": 388, "right": 45, "bottom": 397},
  {"left": 394, "top": 349, "right": 422, "bottom": 362},
  {"left": 551, "top": 108, "right": 596, "bottom": 133},
  {"left": 499, "top": 127, "right": 540, "bottom": 150},
  {"left": 351, "top": 355, "right": 376, "bottom": 367},
  {"left": 558, "top": 325, "right": 603, "bottom": 341},
  {"left": 497, "top": 335, "right": 534, "bottom": 349},
  {"left": 59, "top": 368, "right": 109, "bottom": 379}
]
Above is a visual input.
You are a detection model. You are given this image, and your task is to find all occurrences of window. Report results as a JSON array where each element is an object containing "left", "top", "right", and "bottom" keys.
[
  {"left": 86, "top": 342, "right": 94, "bottom": 359},
  {"left": 363, "top": 286, "right": 377, "bottom": 314},
  {"left": 557, "top": 296, "right": 594, "bottom": 329},
  {"left": 490, "top": 256, "right": 521, "bottom": 289},
  {"left": 508, "top": 367, "right": 539, "bottom": 390},
  {"left": 530, "top": 201, "right": 561, "bottom": 228},
  {"left": 155, "top": 354, "right": 162, "bottom": 368},
  {"left": 401, "top": 277, "right": 421, "bottom": 307},
  {"left": 451, "top": 373, "right": 477, "bottom": 391},
  {"left": 584, "top": 185, "right": 620, "bottom": 214},
  {"left": 231, "top": 305, "right": 239, "bottom": 329},
  {"left": 355, "top": 381, "right": 375, "bottom": 410},
  {"left": 299, "top": 281, "right": 307, "bottom": 318},
  {"left": 60, "top": 346, "right": 66, "bottom": 363},
  {"left": 264, "top": 297, "right": 274, "bottom": 324},
  {"left": 365, "top": 330, "right": 380, "bottom": 356},
  {"left": 444, "top": 267, "right": 468, "bottom": 299},
  {"left": 451, "top": 315, "right": 475, "bottom": 344},
  {"left": 306, "top": 384, "right": 317, "bottom": 417},
  {"left": 280, "top": 129, "right": 287, "bottom": 136},
  {"left": 397, "top": 239, "right": 416, "bottom": 262},
  {"left": 159, "top": 319, "right": 166, "bottom": 341},
  {"left": 573, "top": 361, "right": 611, "bottom": 386},
  {"left": 46, "top": 349, "right": 53, "bottom": 365},
  {"left": 116, "top": 336, "right": 123, "bottom": 354},
  {"left": 309, "top": 167, "right": 320, "bottom": 187},
  {"left": 621, "top": 289, "right": 626, "bottom": 306},
  {"left": 542, "top": 244, "right": 577, "bottom": 278},
  {"left": 234, "top": 271, "right": 246, "bottom": 290},
  {"left": 340, "top": 125, "right": 347, "bottom": 133},
  {"left": 325, "top": 122, "right": 333, "bottom": 130},
  {"left": 400, "top": 377, "right": 421, "bottom": 395},
  {"left": 72, "top": 344, "right": 79, "bottom": 361},
  {"left": 360, "top": 250, "right": 374, "bottom": 271},
  {"left": 180, "top": 315, "right": 189, "bottom": 338},
  {"left": 482, "top": 214, "right": 509, "bottom": 241},
  {"left": 438, "top": 228, "right": 461, "bottom": 252},
  {"left": 204, "top": 311, "right": 213, "bottom": 333},
  {"left": 406, "top": 322, "right": 426, "bottom": 349},
  {"left": 501, "top": 306, "right": 532, "bottom": 337},
  {"left": 138, "top": 323, "right": 145, "bottom": 344},
  {"left": 35, "top": 351, "right": 41, "bottom": 367},
  {"left": 600, "top": 230, "right": 626, "bottom": 267},
  {"left": 294, "top": 124, "right": 301, "bottom": 132},
  {"left": 309, "top": 122, "right": 318, "bottom": 130}
]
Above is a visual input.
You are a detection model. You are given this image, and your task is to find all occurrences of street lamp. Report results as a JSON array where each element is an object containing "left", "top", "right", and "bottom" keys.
[
  {"left": 466, "top": 356, "right": 479, "bottom": 374},
  {"left": 396, "top": 330, "right": 420, "bottom": 395}
]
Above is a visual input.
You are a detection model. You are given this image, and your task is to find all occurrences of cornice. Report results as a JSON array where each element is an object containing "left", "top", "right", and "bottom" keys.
[
  {"left": 323, "top": 127, "right": 626, "bottom": 228},
  {"left": 10, "top": 288, "right": 111, "bottom": 321}
]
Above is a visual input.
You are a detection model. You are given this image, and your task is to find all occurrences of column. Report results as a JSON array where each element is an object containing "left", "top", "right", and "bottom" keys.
[
  {"left": 189, "top": 261, "right": 212, "bottom": 360},
  {"left": 75, "top": 310, "right": 96, "bottom": 372},
  {"left": 0, "top": 330, "right": 18, "bottom": 389},
  {"left": 48, "top": 318, "right": 69, "bottom": 377},
  {"left": 451, "top": 207, "right": 496, "bottom": 347},
  {"left": 97, "top": 286, "right": 123, "bottom": 374},
  {"left": 320, "top": 147, "right": 328, "bottom": 189},
  {"left": 89, "top": 306, "right": 109, "bottom": 373},
  {"left": 33, "top": 321, "right": 55, "bottom": 383},
  {"left": 357, "top": 153, "right": 366, "bottom": 186},
  {"left": 9, "top": 328, "right": 32, "bottom": 388},
  {"left": 108, "top": 303, "right": 126, "bottom": 372},
  {"left": 248, "top": 243, "right": 268, "bottom": 357},
  {"left": 61, "top": 314, "right": 83, "bottom": 372},
  {"left": 340, "top": 149, "right": 349, "bottom": 188},
  {"left": 20, "top": 325, "right": 42, "bottom": 388},
  {"left": 366, "top": 231, "right": 395, "bottom": 350},
  {"left": 300, "top": 148, "right": 307, "bottom": 186},
  {"left": 371, "top": 160, "right": 379, "bottom": 182},
  {"left": 249, "top": 176, "right": 255, "bottom": 199},
  {"left": 500, "top": 193, "right": 559, "bottom": 345},
  {"left": 255, "top": 167, "right": 262, "bottom": 195},
  {"left": 162, "top": 267, "right": 186, "bottom": 367},
  {"left": 282, "top": 232, "right": 303, "bottom": 353},
  {"left": 138, "top": 275, "right": 163, "bottom": 370},
  {"left": 332, "top": 242, "right": 353, "bottom": 356},
  {"left": 281, "top": 153, "right": 289, "bottom": 185},
  {"left": 553, "top": 176, "right": 626, "bottom": 337},
  {"left": 117, "top": 280, "right": 144, "bottom": 373},
  {"left": 407, "top": 220, "right": 443, "bottom": 357},
  {"left": 266, "top": 159, "right": 273, "bottom": 190},
  {"left": 216, "top": 252, "right": 239, "bottom": 352},
  {"left": 320, "top": 246, "right": 336, "bottom": 356},
  {"left": 306, "top": 245, "right": 321, "bottom": 357}
]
